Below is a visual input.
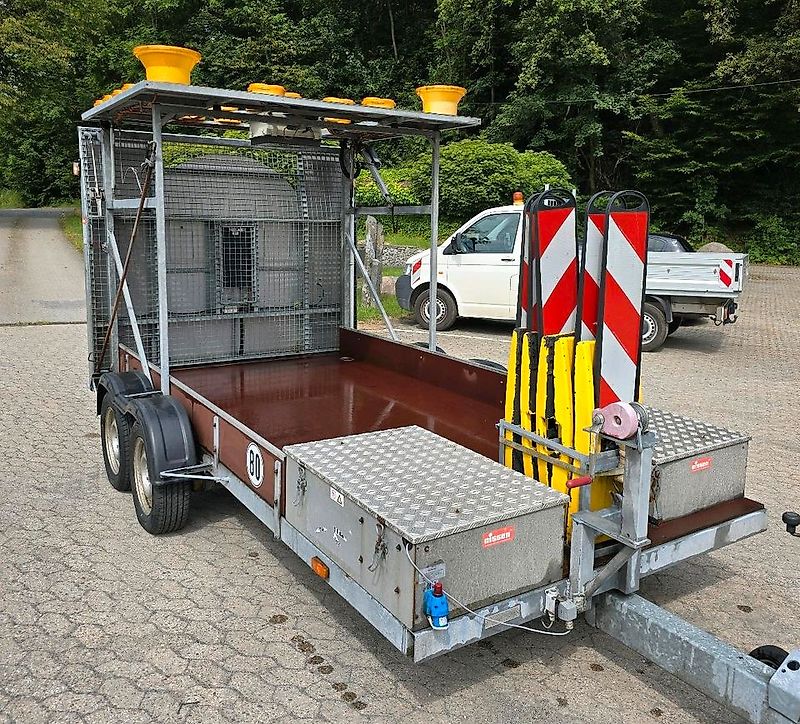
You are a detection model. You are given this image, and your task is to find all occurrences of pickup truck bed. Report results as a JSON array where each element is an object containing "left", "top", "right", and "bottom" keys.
[{"left": 646, "top": 252, "right": 747, "bottom": 298}]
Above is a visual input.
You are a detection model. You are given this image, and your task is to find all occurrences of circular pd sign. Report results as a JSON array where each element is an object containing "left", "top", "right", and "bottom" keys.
[{"left": 246, "top": 443, "right": 264, "bottom": 488}]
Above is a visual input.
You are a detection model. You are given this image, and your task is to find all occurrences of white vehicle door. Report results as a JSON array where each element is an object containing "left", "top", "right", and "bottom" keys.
[{"left": 446, "top": 211, "right": 521, "bottom": 320}]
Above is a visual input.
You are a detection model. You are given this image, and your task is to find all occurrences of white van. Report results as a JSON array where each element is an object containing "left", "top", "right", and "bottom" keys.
[{"left": 394, "top": 203, "right": 747, "bottom": 351}]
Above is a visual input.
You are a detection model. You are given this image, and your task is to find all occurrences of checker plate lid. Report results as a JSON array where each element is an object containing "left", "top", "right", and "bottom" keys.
[
  {"left": 284, "top": 426, "right": 568, "bottom": 544},
  {"left": 647, "top": 407, "right": 751, "bottom": 464}
]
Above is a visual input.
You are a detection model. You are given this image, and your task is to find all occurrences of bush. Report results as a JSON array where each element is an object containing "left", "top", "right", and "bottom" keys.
[
  {"left": 354, "top": 166, "right": 420, "bottom": 207},
  {"left": 745, "top": 214, "right": 800, "bottom": 265},
  {"left": 409, "top": 139, "right": 571, "bottom": 218}
]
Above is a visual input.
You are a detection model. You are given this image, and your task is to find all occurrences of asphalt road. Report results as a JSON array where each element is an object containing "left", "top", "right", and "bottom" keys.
[
  {"left": 1, "top": 215, "right": 798, "bottom": 724},
  {"left": 0, "top": 211, "right": 85, "bottom": 325}
]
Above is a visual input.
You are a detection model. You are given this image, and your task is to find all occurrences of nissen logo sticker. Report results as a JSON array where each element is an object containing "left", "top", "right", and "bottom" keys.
[
  {"left": 690, "top": 456, "right": 713, "bottom": 473},
  {"left": 482, "top": 525, "right": 515, "bottom": 548}
]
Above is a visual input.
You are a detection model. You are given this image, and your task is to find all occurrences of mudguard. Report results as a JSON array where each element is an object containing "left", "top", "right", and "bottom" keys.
[
  {"left": 96, "top": 370, "right": 153, "bottom": 414},
  {"left": 127, "top": 395, "right": 197, "bottom": 482}
]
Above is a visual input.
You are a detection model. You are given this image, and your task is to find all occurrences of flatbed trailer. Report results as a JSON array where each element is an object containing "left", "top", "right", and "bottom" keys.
[{"left": 78, "top": 80, "right": 799, "bottom": 722}]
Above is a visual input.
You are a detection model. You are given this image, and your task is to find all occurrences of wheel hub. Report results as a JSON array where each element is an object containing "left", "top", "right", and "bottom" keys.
[
  {"left": 423, "top": 296, "right": 447, "bottom": 324},
  {"left": 103, "top": 407, "right": 120, "bottom": 475},
  {"left": 642, "top": 314, "right": 656, "bottom": 344},
  {"left": 133, "top": 438, "right": 153, "bottom": 513}
]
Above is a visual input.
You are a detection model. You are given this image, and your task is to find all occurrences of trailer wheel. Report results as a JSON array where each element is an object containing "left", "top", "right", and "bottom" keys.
[
  {"left": 642, "top": 302, "right": 668, "bottom": 352},
  {"left": 414, "top": 288, "right": 457, "bottom": 331},
  {"left": 749, "top": 645, "right": 789, "bottom": 669},
  {"left": 130, "top": 423, "right": 192, "bottom": 535},
  {"left": 100, "top": 394, "right": 133, "bottom": 492}
]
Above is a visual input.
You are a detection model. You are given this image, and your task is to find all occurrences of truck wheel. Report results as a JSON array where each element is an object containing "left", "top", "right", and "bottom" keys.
[
  {"left": 642, "top": 302, "right": 668, "bottom": 352},
  {"left": 668, "top": 315, "right": 682, "bottom": 336},
  {"left": 130, "top": 423, "right": 192, "bottom": 535},
  {"left": 414, "top": 288, "right": 457, "bottom": 331},
  {"left": 749, "top": 645, "right": 789, "bottom": 669},
  {"left": 100, "top": 394, "right": 132, "bottom": 492}
]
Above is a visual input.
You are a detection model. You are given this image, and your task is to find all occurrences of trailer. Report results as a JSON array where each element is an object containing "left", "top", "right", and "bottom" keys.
[{"left": 79, "top": 80, "right": 799, "bottom": 723}]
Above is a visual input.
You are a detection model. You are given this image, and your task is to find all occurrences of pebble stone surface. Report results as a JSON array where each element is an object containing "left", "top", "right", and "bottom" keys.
[{"left": 1, "top": 216, "right": 798, "bottom": 724}]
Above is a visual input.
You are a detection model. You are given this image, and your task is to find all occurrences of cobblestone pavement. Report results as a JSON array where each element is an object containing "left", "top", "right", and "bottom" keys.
[{"left": 1, "top": 224, "right": 798, "bottom": 723}]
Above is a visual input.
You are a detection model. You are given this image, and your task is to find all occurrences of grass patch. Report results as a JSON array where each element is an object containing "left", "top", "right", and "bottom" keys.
[
  {"left": 357, "top": 293, "right": 408, "bottom": 324},
  {"left": 383, "top": 265, "right": 404, "bottom": 277},
  {"left": 0, "top": 189, "right": 25, "bottom": 208},
  {"left": 59, "top": 208, "right": 84, "bottom": 252}
]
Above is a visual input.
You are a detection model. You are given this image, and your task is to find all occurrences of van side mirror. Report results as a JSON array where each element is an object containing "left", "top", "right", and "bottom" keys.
[{"left": 452, "top": 233, "right": 466, "bottom": 253}]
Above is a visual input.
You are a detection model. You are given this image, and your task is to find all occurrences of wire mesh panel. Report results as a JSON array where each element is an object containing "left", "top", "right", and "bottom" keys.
[
  {"left": 81, "top": 128, "right": 345, "bottom": 374},
  {"left": 78, "top": 127, "right": 113, "bottom": 371}
]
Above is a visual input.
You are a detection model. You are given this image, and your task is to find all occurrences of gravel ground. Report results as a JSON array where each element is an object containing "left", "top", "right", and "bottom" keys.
[{"left": 1, "top": 215, "right": 798, "bottom": 724}]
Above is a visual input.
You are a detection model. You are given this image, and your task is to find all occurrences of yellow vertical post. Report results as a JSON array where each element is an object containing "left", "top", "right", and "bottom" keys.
[
  {"left": 550, "top": 335, "right": 575, "bottom": 501},
  {"left": 534, "top": 336, "right": 551, "bottom": 484},
  {"left": 503, "top": 329, "right": 520, "bottom": 469},
  {"left": 519, "top": 332, "right": 537, "bottom": 477},
  {"left": 574, "top": 339, "right": 614, "bottom": 512}
]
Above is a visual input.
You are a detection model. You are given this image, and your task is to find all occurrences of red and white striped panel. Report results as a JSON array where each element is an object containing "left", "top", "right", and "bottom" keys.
[
  {"left": 534, "top": 202, "right": 578, "bottom": 335},
  {"left": 719, "top": 258, "right": 734, "bottom": 287},
  {"left": 595, "top": 198, "right": 649, "bottom": 406},
  {"left": 578, "top": 210, "right": 606, "bottom": 341},
  {"left": 516, "top": 208, "right": 536, "bottom": 329}
]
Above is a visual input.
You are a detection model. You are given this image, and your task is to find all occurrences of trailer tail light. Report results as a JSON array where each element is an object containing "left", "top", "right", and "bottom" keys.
[
  {"left": 513, "top": 192, "right": 524, "bottom": 206},
  {"left": 310, "top": 556, "right": 329, "bottom": 580}
]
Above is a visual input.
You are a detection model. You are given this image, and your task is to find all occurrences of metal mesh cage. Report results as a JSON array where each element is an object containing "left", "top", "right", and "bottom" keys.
[{"left": 79, "top": 127, "right": 344, "bottom": 374}]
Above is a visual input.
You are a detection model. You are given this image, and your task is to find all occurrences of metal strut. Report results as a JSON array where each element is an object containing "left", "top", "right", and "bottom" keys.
[{"left": 95, "top": 141, "right": 157, "bottom": 373}]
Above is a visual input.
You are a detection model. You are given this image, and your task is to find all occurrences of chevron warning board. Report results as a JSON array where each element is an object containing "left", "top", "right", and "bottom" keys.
[
  {"left": 594, "top": 191, "right": 650, "bottom": 407},
  {"left": 577, "top": 192, "right": 610, "bottom": 342}
]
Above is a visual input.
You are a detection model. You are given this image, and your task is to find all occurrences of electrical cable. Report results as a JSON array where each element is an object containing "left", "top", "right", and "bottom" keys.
[
  {"left": 472, "top": 77, "right": 800, "bottom": 106},
  {"left": 404, "top": 544, "right": 572, "bottom": 637}
]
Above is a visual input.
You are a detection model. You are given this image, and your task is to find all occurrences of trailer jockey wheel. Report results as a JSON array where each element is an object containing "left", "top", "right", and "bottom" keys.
[
  {"left": 642, "top": 302, "right": 668, "bottom": 352},
  {"left": 749, "top": 645, "right": 790, "bottom": 669},
  {"left": 100, "top": 394, "right": 133, "bottom": 492},
  {"left": 128, "top": 396, "right": 197, "bottom": 535}
]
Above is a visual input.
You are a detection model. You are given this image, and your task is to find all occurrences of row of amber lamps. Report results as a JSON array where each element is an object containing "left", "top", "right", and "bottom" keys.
[{"left": 92, "top": 45, "right": 467, "bottom": 117}]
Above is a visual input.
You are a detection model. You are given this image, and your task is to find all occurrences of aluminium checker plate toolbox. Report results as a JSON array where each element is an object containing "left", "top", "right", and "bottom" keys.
[
  {"left": 284, "top": 426, "right": 568, "bottom": 632},
  {"left": 647, "top": 407, "right": 750, "bottom": 523}
]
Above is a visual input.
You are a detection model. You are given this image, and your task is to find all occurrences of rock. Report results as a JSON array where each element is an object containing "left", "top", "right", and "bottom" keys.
[{"left": 697, "top": 241, "right": 734, "bottom": 253}]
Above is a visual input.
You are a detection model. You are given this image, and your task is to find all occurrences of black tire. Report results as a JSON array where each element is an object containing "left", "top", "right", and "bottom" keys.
[
  {"left": 413, "top": 288, "right": 458, "bottom": 331},
  {"left": 130, "top": 422, "right": 192, "bottom": 535},
  {"left": 100, "top": 394, "right": 133, "bottom": 492},
  {"left": 642, "top": 302, "right": 668, "bottom": 352},
  {"left": 749, "top": 645, "right": 790, "bottom": 669},
  {"left": 470, "top": 358, "right": 507, "bottom": 372},
  {"left": 412, "top": 341, "right": 446, "bottom": 354},
  {"left": 667, "top": 315, "right": 682, "bottom": 336}
]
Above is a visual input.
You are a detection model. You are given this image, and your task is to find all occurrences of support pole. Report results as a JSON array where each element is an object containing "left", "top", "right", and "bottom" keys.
[
  {"left": 428, "top": 133, "right": 440, "bottom": 352},
  {"left": 151, "top": 105, "right": 170, "bottom": 395}
]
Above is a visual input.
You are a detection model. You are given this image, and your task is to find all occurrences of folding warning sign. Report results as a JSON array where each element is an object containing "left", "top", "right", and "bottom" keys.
[
  {"left": 594, "top": 191, "right": 650, "bottom": 407},
  {"left": 529, "top": 190, "right": 579, "bottom": 336},
  {"left": 576, "top": 191, "right": 611, "bottom": 342}
]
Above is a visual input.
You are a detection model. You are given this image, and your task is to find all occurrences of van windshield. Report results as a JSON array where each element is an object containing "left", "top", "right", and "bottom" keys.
[{"left": 458, "top": 213, "right": 519, "bottom": 253}]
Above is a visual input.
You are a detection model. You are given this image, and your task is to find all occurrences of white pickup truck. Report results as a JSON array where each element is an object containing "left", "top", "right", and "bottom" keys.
[{"left": 395, "top": 203, "right": 748, "bottom": 351}]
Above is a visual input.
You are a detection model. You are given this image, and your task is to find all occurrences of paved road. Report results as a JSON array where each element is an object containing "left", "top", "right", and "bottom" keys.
[
  {"left": 1, "top": 214, "right": 798, "bottom": 723},
  {"left": 0, "top": 211, "right": 85, "bottom": 325}
]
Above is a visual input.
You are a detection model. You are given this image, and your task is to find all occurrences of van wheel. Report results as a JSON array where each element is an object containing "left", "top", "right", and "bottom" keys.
[
  {"left": 414, "top": 288, "right": 457, "bottom": 331},
  {"left": 642, "top": 302, "right": 668, "bottom": 352},
  {"left": 100, "top": 394, "right": 132, "bottom": 492}
]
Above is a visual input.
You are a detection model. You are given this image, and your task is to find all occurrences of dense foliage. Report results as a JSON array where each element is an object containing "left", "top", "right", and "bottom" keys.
[{"left": 1, "top": 0, "right": 799, "bottom": 260}]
